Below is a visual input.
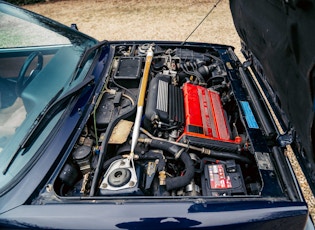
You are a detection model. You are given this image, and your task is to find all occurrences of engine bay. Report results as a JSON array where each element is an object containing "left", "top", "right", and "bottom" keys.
[{"left": 53, "top": 42, "right": 278, "bottom": 198}]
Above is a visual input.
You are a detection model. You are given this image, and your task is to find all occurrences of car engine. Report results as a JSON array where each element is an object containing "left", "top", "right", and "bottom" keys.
[{"left": 54, "top": 43, "right": 262, "bottom": 198}]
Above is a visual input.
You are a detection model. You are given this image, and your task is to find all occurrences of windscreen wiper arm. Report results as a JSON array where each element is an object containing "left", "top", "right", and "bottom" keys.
[
  {"left": 70, "top": 40, "right": 109, "bottom": 83},
  {"left": 2, "top": 74, "right": 95, "bottom": 175},
  {"left": 78, "top": 40, "right": 109, "bottom": 68}
]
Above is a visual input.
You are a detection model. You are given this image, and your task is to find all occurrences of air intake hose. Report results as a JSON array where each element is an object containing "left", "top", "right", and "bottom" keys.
[{"left": 150, "top": 139, "right": 195, "bottom": 191}]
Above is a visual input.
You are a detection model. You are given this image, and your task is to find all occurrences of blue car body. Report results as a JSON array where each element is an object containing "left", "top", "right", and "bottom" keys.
[{"left": 0, "top": 1, "right": 314, "bottom": 229}]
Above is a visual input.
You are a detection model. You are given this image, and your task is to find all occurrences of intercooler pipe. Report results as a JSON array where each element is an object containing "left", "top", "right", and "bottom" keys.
[
  {"left": 149, "top": 139, "right": 195, "bottom": 191},
  {"left": 139, "top": 128, "right": 251, "bottom": 164}
]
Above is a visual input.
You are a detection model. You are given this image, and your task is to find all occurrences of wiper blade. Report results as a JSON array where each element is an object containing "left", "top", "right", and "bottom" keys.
[{"left": 2, "top": 74, "right": 95, "bottom": 175}]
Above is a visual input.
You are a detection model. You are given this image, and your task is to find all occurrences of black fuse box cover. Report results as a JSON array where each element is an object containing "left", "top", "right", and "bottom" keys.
[
  {"left": 113, "top": 57, "right": 142, "bottom": 88},
  {"left": 114, "top": 57, "right": 142, "bottom": 80}
]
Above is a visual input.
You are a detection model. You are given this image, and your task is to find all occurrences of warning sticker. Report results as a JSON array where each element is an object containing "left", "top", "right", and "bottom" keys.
[
  {"left": 240, "top": 101, "right": 259, "bottom": 129},
  {"left": 208, "top": 164, "right": 232, "bottom": 189}
]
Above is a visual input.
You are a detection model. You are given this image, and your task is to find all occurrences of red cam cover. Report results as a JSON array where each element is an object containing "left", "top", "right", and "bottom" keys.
[{"left": 179, "top": 83, "right": 241, "bottom": 144}]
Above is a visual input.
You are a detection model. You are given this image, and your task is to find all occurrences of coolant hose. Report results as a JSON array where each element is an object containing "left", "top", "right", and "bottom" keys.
[
  {"left": 149, "top": 139, "right": 195, "bottom": 191},
  {"left": 165, "top": 151, "right": 195, "bottom": 191},
  {"left": 210, "top": 150, "right": 251, "bottom": 164}
]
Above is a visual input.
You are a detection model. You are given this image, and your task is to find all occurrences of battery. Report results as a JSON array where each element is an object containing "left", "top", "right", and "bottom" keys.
[{"left": 201, "top": 160, "right": 247, "bottom": 196}]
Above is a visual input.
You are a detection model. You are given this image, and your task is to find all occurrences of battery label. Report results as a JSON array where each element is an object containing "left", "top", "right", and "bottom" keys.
[{"left": 208, "top": 164, "right": 232, "bottom": 189}]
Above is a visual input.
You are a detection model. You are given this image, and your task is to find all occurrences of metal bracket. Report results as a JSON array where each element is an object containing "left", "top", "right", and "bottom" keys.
[
  {"left": 242, "top": 57, "right": 252, "bottom": 69},
  {"left": 277, "top": 128, "right": 295, "bottom": 147}
]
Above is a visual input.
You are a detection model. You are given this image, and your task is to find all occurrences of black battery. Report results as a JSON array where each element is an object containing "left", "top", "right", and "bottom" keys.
[{"left": 201, "top": 160, "right": 247, "bottom": 196}]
